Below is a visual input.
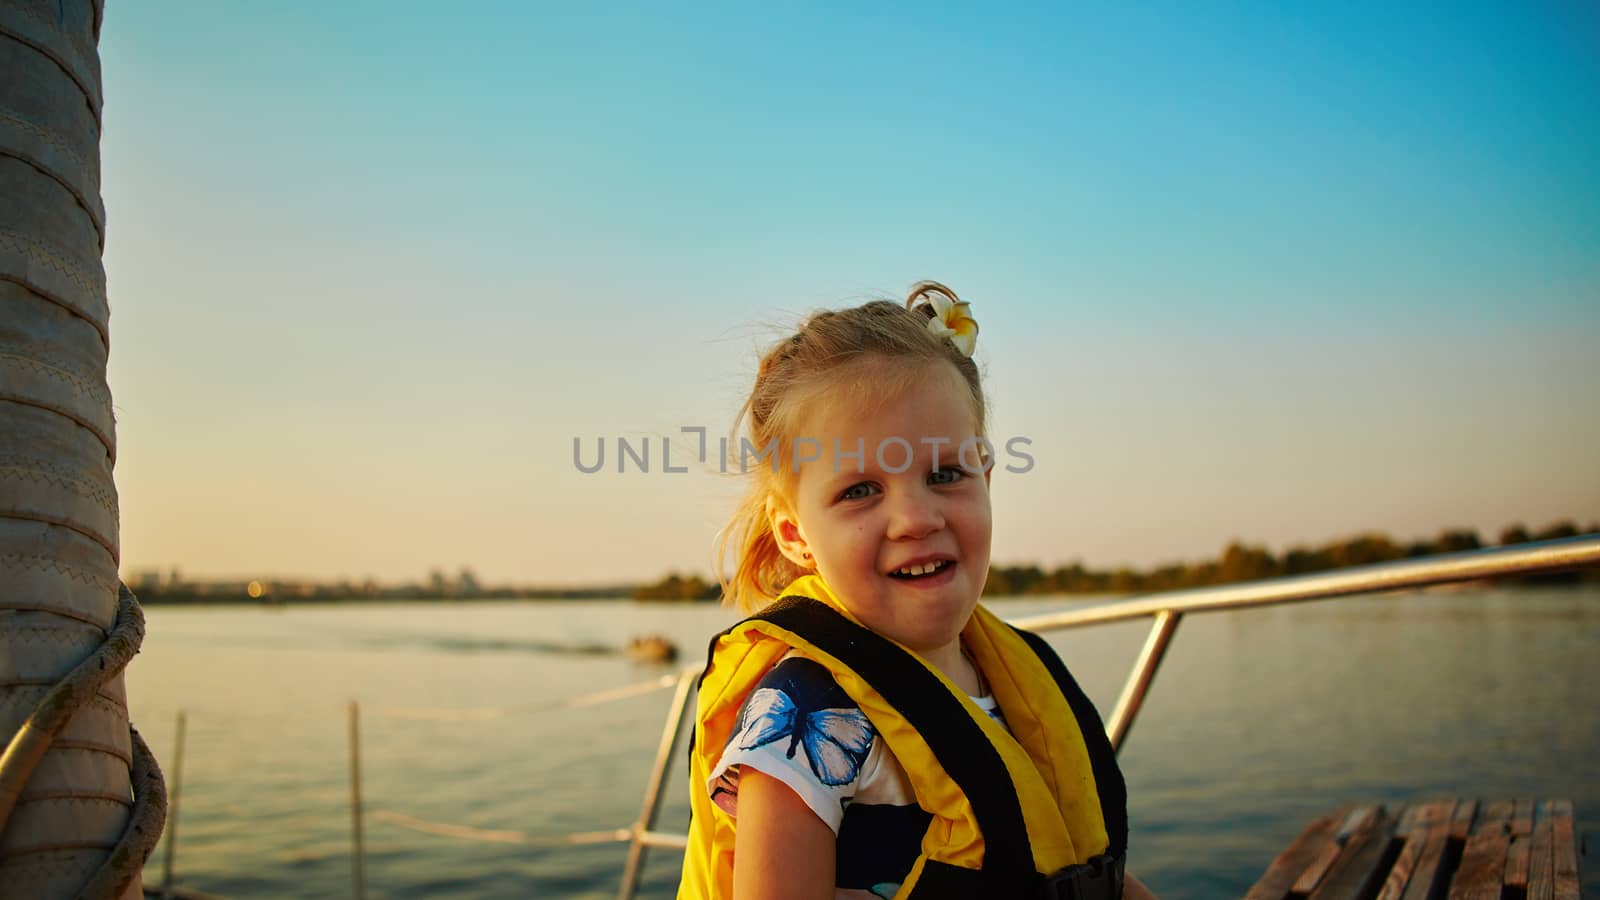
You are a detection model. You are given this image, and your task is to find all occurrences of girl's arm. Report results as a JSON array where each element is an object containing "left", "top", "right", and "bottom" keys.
[
  {"left": 731, "top": 767, "right": 836, "bottom": 900},
  {"left": 1124, "top": 870, "right": 1160, "bottom": 900}
]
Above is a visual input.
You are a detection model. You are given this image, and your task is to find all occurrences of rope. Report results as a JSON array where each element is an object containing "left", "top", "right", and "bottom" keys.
[
  {"left": 70, "top": 722, "right": 166, "bottom": 899},
  {"left": 369, "top": 809, "right": 631, "bottom": 847},
  {"left": 0, "top": 584, "right": 168, "bottom": 898},
  {"left": 364, "top": 670, "right": 690, "bottom": 722}
]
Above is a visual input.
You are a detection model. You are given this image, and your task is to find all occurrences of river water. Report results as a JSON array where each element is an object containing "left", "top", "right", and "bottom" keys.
[{"left": 128, "top": 586, "right": 1599, "bottom": 898}]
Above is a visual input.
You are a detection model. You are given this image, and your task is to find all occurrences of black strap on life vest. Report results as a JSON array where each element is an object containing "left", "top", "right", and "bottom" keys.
[{"left": 742, "top": 596, "right": 1126, "bottom": 899}]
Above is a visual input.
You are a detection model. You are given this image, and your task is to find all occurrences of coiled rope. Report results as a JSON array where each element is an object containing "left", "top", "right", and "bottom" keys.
[{"left": 0, "top": 584, "right": 167, "bottom": 898}]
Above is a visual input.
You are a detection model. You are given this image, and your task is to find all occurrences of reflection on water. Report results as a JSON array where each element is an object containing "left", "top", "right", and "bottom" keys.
[{"left": 129, "top": 587, "right": 1600, "bottom": 898}]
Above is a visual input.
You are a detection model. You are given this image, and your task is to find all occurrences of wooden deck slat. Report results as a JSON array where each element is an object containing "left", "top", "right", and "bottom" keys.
[
  {"left": 1244, "top": 809, "right": 1348, "bottom": 900},
  {"left": 1527, "top": 811, "right": 1557, "bottom": 900},
  {"left": 1507, "top": 833, "right": 1533, "bottom": 890},
  {"left": 1396, "top": 802, "right": 1426, "bottom": 833},
  {"left": 1398, "top": 800, "right": 1454, "bottom": 833},
  {"left": 1399, "top": 824, "right": 1454, "bottom": 900},
  {"left": 1514, "top": 798, "right": 1536, "bottom": 836},
  {"left": 1448, "top": 800, "right": 1516, "bottom": 900},
  {"left": 1294, "top": 839, "right": 1348, "bottom": 896},
  {"left": 1292, "top": 800, "right": 1382, "bottom": 890},
  {"left": 1551, "top": 800, "right": 1581, "bottom": 900},
  {"left": 1311, "top": 808, "right": 1396, "bottom": 900},
  {"left": 1450, "top": 799, "right": 1479, "bottom": 843},
  {"left": 1295, "top": 809, "right": 1376, "bottom": 897},
  {"left": 1251, "top": 799, "right": 1579, "bottom": 900},
  {"left": 1396, "top": 804, "right": 1420, "bottom": 832},
  {"left": 1375, "top": 827, "right": 1428, "bottom": 900},
  {"left": 1417, "top": 801, "right": 1457, "bottom": 828}
]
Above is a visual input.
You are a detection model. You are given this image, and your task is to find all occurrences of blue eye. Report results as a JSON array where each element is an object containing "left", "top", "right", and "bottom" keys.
[
  {"left": 839, "top": 482, "right": 878, "bottom": 501},
  {"left": 929, "top": 468, "right": 965, "bottom": 485}
]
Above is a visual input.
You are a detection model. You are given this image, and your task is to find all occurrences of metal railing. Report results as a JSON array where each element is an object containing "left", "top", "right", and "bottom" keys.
[{"left": 613, "top": 533, "right": 1600, "bottom": 899}]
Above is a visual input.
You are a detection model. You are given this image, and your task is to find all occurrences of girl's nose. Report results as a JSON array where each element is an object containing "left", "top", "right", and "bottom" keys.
[{"left": 886, "top": 488, "right": 944, "bottom": 541}]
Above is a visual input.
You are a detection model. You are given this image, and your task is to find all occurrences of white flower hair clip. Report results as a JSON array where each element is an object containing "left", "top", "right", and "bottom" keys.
[{"left": 908, "top": 284, "right": 978, "bottom": 357}]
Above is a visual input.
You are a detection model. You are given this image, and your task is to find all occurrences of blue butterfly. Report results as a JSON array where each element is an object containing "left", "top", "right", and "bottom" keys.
[{"left": 729, "top": 660, "right": 875, "bottom": 786}]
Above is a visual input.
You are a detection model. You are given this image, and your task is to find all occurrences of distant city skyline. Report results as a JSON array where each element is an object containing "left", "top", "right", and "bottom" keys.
[{"left": 101, "top": 4, "right": 1599, "bottom": 585}]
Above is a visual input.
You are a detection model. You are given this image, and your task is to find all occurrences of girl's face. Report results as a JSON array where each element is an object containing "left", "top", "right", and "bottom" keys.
[{"left": 768, "top": 361, "right": 993, "bottom": 657}]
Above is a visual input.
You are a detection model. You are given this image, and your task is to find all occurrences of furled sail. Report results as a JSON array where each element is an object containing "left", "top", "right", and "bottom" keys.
[{"left": 0, "top": 2, "right": 164, "bottom": 897}]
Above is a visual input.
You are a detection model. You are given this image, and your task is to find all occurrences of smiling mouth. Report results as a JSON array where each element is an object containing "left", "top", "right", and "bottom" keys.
[{"left": 888, "top": 560, "right": 954, "bottom": 580}]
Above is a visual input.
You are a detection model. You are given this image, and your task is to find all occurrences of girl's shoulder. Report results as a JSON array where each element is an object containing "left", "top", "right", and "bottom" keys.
[
  {"left": 710, "top": 649, "right": 884, "bottom": 830},
  {"left": 731, "top": 650, "right": 878, "bottom": 783},
  {"left": 752, "top": 649, "right": 858, "bottom": 704}
]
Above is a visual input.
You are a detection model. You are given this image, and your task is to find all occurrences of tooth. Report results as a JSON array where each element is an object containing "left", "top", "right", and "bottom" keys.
[{"left": 893, "top": 561, "right": 949, "bottom": 577}]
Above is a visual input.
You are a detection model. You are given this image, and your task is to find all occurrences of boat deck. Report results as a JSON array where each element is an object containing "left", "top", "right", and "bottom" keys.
[{"left": 1245, "top": 799, "right": 1582, "bottom": 900}]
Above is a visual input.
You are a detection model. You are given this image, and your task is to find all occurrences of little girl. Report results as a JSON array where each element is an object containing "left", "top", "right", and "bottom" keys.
[{"left": 679, "top": 284, "right": 1157, "bottom": 900}]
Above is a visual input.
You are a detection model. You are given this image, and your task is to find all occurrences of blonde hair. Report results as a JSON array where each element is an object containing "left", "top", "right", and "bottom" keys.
[{"left": 715, "top": 282, "right": 988, "bottom": 612}]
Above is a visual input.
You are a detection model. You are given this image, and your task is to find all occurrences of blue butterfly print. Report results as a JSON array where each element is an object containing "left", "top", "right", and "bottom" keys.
[{"left": 729, "top": 659, "right": 874, "bottom": 786}]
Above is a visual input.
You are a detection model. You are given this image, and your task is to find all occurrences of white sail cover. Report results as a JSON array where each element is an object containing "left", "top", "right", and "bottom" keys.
[{"left": 0, "top": 1, "right": 142, "bottom": 897}]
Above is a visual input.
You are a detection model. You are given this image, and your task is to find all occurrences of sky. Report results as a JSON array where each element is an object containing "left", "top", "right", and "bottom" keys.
[{"left": 98, "top": 2, "right": 1599, "bottom": 586}]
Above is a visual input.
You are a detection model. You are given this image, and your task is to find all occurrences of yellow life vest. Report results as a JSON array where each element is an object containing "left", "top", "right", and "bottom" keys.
[{"left": 678, "top": 574, "right": 1127, "bottom": 899}]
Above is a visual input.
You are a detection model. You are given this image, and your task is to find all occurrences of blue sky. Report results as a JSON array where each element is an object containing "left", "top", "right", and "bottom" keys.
[{"left": 100, "top": 2, "right": 1599, "bottom": 584}]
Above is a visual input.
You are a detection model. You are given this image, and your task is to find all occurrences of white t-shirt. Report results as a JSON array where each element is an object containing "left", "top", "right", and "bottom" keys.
[{"left": 707, "top": 652, "right": 1009, "bottom": 899}]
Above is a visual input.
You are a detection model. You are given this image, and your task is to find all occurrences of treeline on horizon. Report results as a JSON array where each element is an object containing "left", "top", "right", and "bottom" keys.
[
  {"left": 634, "top": 519, "right": 1600, "bottom": 601},
  {"left": 129, "top": 519, "right": 1596, "bottom": 605}
]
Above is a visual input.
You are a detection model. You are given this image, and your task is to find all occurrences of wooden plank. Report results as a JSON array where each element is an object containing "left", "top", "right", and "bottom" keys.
[
  {"left": 1294, "top": 839, "right": 1348, "bottom": 896},
  {"left": 1449, "top": 799, "right": 1479, "bottom": 844},
  {"left": 1399, "top": 800, "right": 1454, "bottom": 833},
  {"left": 1483, "top": 799, "right": 1518, "bottom": 822},
  {"left": 1550, "top": 800, "right": 1580, "bottom": 900},
  {"left": 1311, "top": 807, "right": 1396, "bottom": 900},
  {"left": 1335, "top": 806, "right": 1380, "bottom": 840},
  {"left": 1292, "top": 800, "right": 1382, "bottom": 890},
  {"left": 1447, "top": 800, "right": 1515, "bottom": 900},
  {"left": 1415, "top": 800, "right": 1457, "bottom": 829},
  {"left": 1527, "top": 807, "right": 1556, "bottom": 900},
  {"left": 1245, "top": 809, "right": 1348, "bottom": 900},
  {"left": 1512, "top": 798, "right": 1536, "bottom": 836},
  {"left": 1506, "top": 832, "right": 1532, "bottom": 891},
  {"left": 1400, "top": 824, "right": 1454, "bottom": 900},
  {"left": 1251, "top": 799, "right": 1580, "bottom": 900},
  {"left": 1397, "top": 802, "right": 1426, "bottom": 833},
  {"left": 1293, "top": 809, "right": 1377, "bottom": 897},
  {"left": 1376, "top": 827, "right": 1428, "bottom": 900}
]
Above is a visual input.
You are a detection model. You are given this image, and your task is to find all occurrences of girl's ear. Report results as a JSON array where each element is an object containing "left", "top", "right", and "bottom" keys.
[{"left": 765, "top": 494, "right": 815, "bottom": 569}]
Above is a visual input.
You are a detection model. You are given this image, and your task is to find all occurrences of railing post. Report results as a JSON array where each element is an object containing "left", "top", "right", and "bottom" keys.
[
  {"left": 349, "top": 700, "right": 366, "bottom": 900},
  {"left": 617, "top": 669, "right": 698, "bottom": 900},
  {"left": 1106, "top": 610, "right": 1182, "bottom": 753},
  {"left": 160, "top": 709, "right": 187, "bottom": 899}
]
